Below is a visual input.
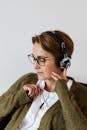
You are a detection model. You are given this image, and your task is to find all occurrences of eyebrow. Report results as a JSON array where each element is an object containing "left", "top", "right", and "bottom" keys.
[{"left": 32, "top": 54, "right": 47, "bottom": 58}]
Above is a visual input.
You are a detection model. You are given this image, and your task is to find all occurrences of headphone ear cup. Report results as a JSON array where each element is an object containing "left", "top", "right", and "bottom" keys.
[{"left": 60, "top": 57, "right": 71, "bottom": 69}]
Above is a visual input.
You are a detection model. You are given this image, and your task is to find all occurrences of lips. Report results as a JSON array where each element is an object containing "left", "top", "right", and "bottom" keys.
[{"left": 37, "top": 72, "right": 43, "bottom": 75}]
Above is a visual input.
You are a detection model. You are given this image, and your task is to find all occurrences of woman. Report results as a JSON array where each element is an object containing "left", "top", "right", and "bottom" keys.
[{"left": 0, "top": 30, "right": 87, "bottom": 130}]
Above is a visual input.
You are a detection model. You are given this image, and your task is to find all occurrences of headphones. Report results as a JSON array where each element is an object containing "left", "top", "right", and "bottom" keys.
[{"left": 47, "top": 31, "right": 71, "bottom": 69}]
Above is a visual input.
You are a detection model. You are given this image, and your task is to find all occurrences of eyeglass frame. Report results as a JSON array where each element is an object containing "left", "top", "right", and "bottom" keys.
[{"left": 27, "top": 54, "right": 55, "bottom": 66}]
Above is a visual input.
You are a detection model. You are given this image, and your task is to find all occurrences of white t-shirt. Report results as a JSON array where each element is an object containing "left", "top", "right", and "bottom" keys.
[{"left": 17, "top": 79, "right": 72, "bottom": 130}]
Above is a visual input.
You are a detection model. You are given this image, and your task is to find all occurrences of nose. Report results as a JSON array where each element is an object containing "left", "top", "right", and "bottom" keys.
[{"left": 33, "top": 60, "right": 40, "bottom": 69}]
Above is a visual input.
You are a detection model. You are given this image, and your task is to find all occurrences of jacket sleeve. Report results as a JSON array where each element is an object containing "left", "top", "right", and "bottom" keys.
[
  {"left": 0, "top": 73, "right": 38, "bottom": 118},
  {"left": 55, "top": 80, "right": 87, "bottom": 130}
]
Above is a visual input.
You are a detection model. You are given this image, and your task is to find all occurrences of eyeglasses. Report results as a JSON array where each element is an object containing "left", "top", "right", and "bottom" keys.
[{"left": 28, "top": 54, "right": 54, "bottom": 66}]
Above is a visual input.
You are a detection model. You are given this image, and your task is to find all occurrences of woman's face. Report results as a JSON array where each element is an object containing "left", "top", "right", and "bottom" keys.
[{"left": 32, "top": 42, "right": 61, "bottom": 81}]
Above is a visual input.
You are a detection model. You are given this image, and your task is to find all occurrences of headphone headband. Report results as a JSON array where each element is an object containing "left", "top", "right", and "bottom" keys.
[
  {"left": 47, "top": 31, "right": 63, "bottom": 45},
  {"left": 47, "top": 31, "right": 71, "bottom": 69}
]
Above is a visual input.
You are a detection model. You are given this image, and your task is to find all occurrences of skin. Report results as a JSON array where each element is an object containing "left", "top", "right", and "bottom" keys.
[{"left": 23, "top": 42, "right": 68, "bottom": 98}]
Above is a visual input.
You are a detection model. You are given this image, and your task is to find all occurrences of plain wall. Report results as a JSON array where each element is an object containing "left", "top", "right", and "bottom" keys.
[{"left": 0, "top": 0, "right": 87, "bottom": 95}]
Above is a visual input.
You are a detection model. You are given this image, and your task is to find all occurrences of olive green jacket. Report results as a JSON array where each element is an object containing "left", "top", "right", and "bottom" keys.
[{"left": 0, "top": 73, "right": 87, "bottom": 130}]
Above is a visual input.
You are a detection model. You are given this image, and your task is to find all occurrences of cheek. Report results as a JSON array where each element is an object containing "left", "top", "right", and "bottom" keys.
[{"left": 43, "top": 63, "right": 58, "bottom": 76}]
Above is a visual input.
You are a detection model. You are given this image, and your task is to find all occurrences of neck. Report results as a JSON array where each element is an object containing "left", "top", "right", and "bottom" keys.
[
  {"left": 44, "top": 79, "right": 55, "bottom": 92},
  {"left": 44, "top": 77, "right": 69, "bottom": 92}
]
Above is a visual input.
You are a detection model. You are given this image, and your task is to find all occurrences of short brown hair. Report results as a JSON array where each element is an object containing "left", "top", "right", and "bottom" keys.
[{"left": 32, "top": 30, "right": 74, "bottom": 67}]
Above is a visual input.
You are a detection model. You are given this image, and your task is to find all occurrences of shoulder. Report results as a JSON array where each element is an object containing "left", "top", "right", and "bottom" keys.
[
  {"left": 12, "top": 72, "right": 38, "bottom": 91},
  {"left": 18, "top": 72, "right": 38, "bottom": 85},
  {"left": 70, "top": 77, "right": 87, "bottom": 98},
  {"left": 0, "top": 73, "right": 38, "bottom": 97},
  {"left": 72, "top": 80, "right": 87, "bottom": 96},
  {"left": 68, "top": 76, "right": 87, "bottom": 94},
  {"left": 74, "top": 81, "right": 87, "bottom": 103},
  {"left": 71, "top": 79, "right": 87, "bottom": 114}
]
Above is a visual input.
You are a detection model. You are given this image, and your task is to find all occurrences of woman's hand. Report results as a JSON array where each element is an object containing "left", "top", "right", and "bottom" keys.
[
  {"left": 50, "top": 68, "right": 68, "bottom": 91},
  {"left": 23, "top": 84, "right": 42, "bottom": 98},
  {"left": 51, "top": 68, "right": 67, "bottom": 81}
]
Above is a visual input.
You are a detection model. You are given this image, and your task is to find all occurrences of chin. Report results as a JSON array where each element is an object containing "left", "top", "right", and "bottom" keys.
[
  {"left": 37, "top": 76, "right": 45, "bottom": 80},
  {"left": 37, "top": 74, "right": 45, "bottom": 80},
  {"left": 37, "top": 75, "right": 51, "bottom": 81},
  {"left": 36, "top": 73, "right": 43, "bottom": 79}
]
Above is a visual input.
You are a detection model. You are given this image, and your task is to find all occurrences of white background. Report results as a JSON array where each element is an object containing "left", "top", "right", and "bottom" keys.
[{"left": 0, "top": 0, "right": 87, "bottom": 95}]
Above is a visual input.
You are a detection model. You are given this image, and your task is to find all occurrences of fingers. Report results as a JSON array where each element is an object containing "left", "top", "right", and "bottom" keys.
[
  {"left": 63, "top": 68, "right": 67, "bottom": 78},
  {"left": 51, "top": 68, "right": 67, "bottom": 81},
  {"left": 23, "top": 84, "right": 42, "bottom": 98},
  {"left": 51, "top": 72, "right": 61, "bottom": 81}
]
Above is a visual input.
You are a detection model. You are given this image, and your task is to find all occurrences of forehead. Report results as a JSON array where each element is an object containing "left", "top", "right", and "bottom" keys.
[{"left": 32, "top": 42, "right": 53, "bottom": 57}]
